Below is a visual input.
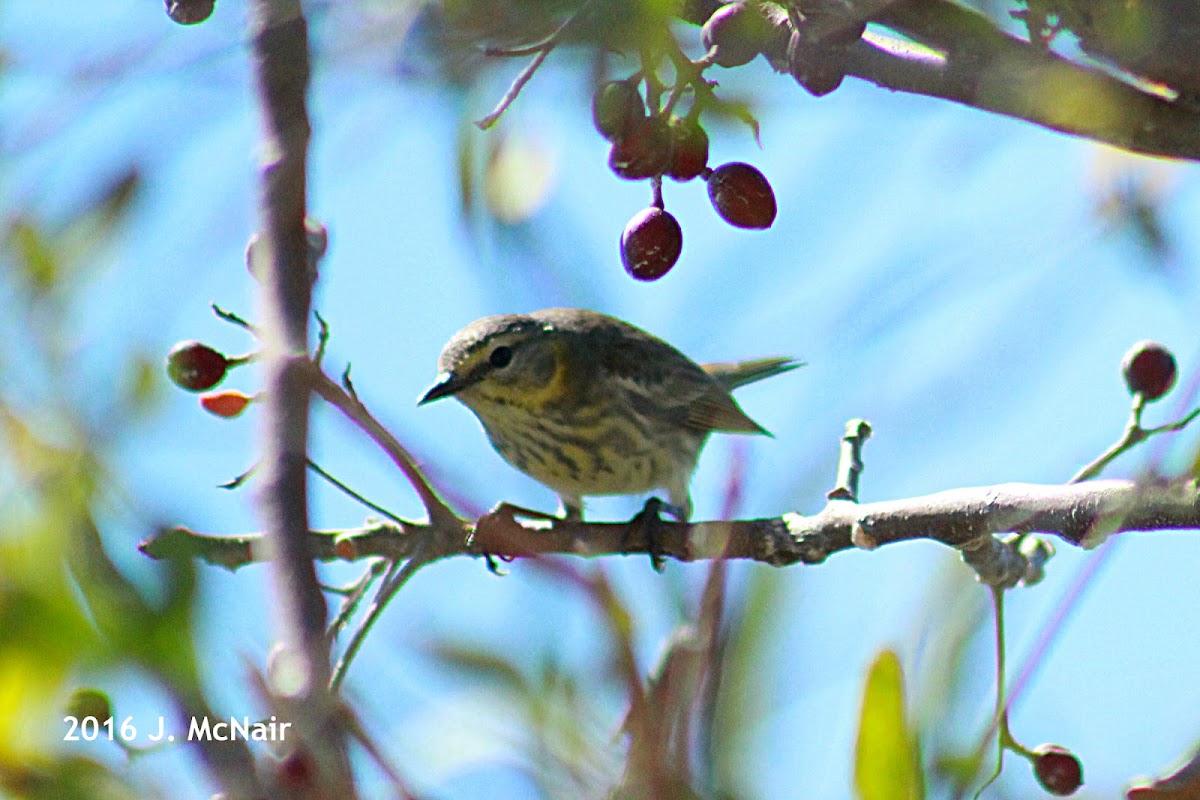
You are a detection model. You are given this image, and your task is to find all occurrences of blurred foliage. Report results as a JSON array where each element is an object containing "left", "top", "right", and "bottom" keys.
[
  {"left": 0, "top": 183, "right": 206, "bottom": 798},
  {"left": 855, "top": 650, "right": 923, "bottom": 800},
  {"left": 423, "top": 559, "right": 797, "bottom": 800}
]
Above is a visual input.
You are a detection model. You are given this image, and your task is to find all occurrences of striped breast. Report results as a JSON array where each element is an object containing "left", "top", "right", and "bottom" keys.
[{"left": 471, "top": 397, "right": 706, "bottom": 500}]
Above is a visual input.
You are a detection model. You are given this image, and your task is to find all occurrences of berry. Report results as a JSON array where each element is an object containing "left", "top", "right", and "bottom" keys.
[
  {"left": 246, "top": 218, "right": 326, "bottom": 284},
  {"left": 666, "top": 118, "right": 710, "bottom": 182},
  {"left": 276, "top": 748, "right": 316, "bottom": 791},
  {"left": 165, "top": 0, "right": 215, "bottom": 25},
  {"left": 707, "top": 162, "right": 777, "bottom": 229},
  {"left": 788, "top": 30, "right": 846, "bottom": 97},
  {"left": 702, "top": 3, "right": 773, "bottom": 68},
  {"left": 1122, "top": 340, "right": 1177, "bottom": 401},
  {"left": 757, "top": 3, "right": 795, "bottom": 72},
  {"left": 608, "top": 117, "right": 671, "bottom": 180},
  {"left": 593, "top": 80, "right": 645, "bottom": 143},
  {"left": 201, "top": 390, "right": 252, "bottom": 419},
  {"left": 827, "top": 20, "right": 868, "bottom": 47},
  {"left": 66, "top": 689, "right": 113, "bottom": 723},
  {"left": 167, "top": 341, "right": 229, "bottom": 392},
  {"left": 621, "top": 207, "right": 682, "bottom": 281},
  {"left": 1032, "top": 744, "right": 1083, "bottom": 796}
]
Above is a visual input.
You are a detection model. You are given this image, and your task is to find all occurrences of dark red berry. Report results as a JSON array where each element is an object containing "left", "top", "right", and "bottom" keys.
[
  {"left": 592, "top": 80, "right": 645, "bottom": 143},
  {"left": 787, "top": 30, "right": 846, "bottom": 96},
  {"left": 762, "top": 4, "right": 793, "bottom": 46},
  {"left": 165, "top": 0, "right": 215, "bottom": 25},
  {"left": 826, "top": 20, "right": 868, "bottom": 46},
  {"left": 1032, "top": 744, "right": 1083, "bottom": 796},
  {"left": 276, "top": 748, "right": 315, "bottom": 791},
  {"left": 707, "top": 162, "right": 777, "bottom": 229},
  {"left": 666, "top": 118, "right": 710, "bottom": 182},
  {"left": 1121, "top": 341, "right": 1177, "bottom": 401},
  {"left": 621, "top": 207, "right": 683, "bottom": 281},
  {"left": 608, "top": 118, "right": 671, "bottom": 180},
  {"left": 702, "top": 3, "right": 773, "bottom": 68},
  {"left": 167, "top": 341, "right": 229, "bottom": 392}
]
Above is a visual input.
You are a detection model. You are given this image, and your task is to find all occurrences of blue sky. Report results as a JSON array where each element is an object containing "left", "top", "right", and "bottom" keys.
[{"left": 4, "top": 1, "right": 1200, "bottom": 797}]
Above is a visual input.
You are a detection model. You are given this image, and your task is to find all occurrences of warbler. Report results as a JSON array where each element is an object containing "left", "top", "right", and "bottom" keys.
[{"left": 418, "top": 308, "right": 799, "bottom": 521}]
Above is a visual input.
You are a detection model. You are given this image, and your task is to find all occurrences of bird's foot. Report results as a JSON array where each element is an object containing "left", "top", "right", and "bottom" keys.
[
  {"left": 474, "top": 502, "right": 566, "bottom": 575},
  {"left": 491, "top": 501, "right": 562, "bottom": 522},
  {"left": 624, "top": 497, "right": 685, "bottom": 572}
]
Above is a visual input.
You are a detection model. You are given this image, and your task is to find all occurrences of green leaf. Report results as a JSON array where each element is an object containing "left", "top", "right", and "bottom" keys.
[
  {"left": 855, "top": 649, "right": 923, "bottom": 800},
  {"left": 425, "top": 640, "right": 531, "bottom": 696},
  {"left": 6, "top": 217, "right": 60, "bottom": 295},
  {"left": 704, "top": 95, "right": 762, "bottom": 147}
]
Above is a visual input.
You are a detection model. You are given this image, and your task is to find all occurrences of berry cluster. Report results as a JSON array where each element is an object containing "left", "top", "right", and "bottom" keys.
[
  {"left": 593, "top": 0, "right": 821, "bottom": 282},
  {"left": 597, "top": 81, "right": 777, "bottom": 281},
  {"left": 596, "top": 1, "right": 868, "bottom": 282}
]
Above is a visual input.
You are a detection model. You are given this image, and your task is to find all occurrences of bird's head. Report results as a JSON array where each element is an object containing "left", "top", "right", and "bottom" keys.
[{"left": 418, "top": 313, "right": 568, "bottom": 413}]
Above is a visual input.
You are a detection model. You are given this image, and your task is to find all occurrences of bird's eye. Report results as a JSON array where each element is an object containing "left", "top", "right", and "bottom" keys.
[{"left": 489, "top": 345, "right": 513, "bottom": 368}]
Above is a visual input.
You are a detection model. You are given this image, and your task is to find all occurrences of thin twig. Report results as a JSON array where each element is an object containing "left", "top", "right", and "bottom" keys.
[
  {"left": 827, "top": 419, "right": 872, "bottom": 501},
  {"left": 326, "top": 559, "right": 388, "bottom": 643},
  {"left": 314, "top": 309, "right": 330, "bottom": 367},
  {"left": 306, "top": 458, "right": 404, "bottom": 524},
  {"left": 329, "top": 547, "right": 433, "bottom": 691},
  {"left": 212, "top": 304, "right": 258, "bottom": 335},
  {"left": 475, "top": 0, "right": 600, "bottom": 129},
  {"left": 306, "top": 359, "right": 460, "bottom": 527},
  {"left": 484, "top": 37, "right": 559, "bottom": 58}
]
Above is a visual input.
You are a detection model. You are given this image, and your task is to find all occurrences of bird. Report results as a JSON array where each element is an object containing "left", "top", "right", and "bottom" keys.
[{"left": 418, "top": 308, "right": 799, "bottom": 522}]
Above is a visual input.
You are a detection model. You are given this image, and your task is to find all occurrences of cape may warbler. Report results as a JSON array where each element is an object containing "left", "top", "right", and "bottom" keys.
[{"left": 419, "top": 308, "right": 799, "bottom": 520}]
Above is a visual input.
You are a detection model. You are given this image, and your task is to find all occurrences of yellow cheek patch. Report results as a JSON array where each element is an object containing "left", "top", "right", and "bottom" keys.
[{"left": 536, "top": 339, "right": 577, "bottom": 408}]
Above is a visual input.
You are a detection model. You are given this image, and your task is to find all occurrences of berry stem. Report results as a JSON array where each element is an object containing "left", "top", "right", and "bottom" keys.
[
  {"left": 663, "top": 34, "right": 717, "bottom": 109},
  {"left": 660, "top": 32, "right": 698, "bottom": 118},
  {"left": 225, "top": 353, "right": 259, "bottom": 368},
  {"left": 969, "top": 586, "right": 1010, "bottom": 798},
  {"left": 663, "top": 32, "right": 761, "bottom": 143},
  {"left": 1068, "top": 393, "right": 1200, "bottom": 484},
  {"left": 640, "top": 46, "right": 666, "bottom": 113}
]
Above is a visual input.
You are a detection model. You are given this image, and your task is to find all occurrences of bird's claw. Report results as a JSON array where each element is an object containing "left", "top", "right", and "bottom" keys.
[{"left": 625, "top": 497, "right": 684, "bottom": 572}]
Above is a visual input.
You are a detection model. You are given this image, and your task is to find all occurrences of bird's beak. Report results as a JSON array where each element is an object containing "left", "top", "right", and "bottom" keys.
[{"left": 418, "top": 371, "right": 465, "bottom": 405}]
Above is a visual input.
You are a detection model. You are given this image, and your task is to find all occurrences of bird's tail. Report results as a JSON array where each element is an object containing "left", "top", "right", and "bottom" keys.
[{"left": 703, "top": 356, "right": 803, "bottom": 390}]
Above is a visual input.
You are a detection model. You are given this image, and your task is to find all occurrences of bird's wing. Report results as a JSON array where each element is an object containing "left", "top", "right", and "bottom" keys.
[{"left": 598, "top": 331, "right": 767, "bottom": 435}]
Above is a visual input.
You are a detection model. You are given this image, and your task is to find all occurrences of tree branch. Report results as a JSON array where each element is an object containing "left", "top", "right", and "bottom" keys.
[
  {"left": 141, "top": 476, "right": 1200, "bottom": 571},
  {"left": 249, "top": 0, "right": 353, "bottom": 793},
  {"left": 687, "top": 0, "right": 1200, "bottom": 160},
  {"left": 846, "top": 0, "right": 1200, "bottom": 160}
]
